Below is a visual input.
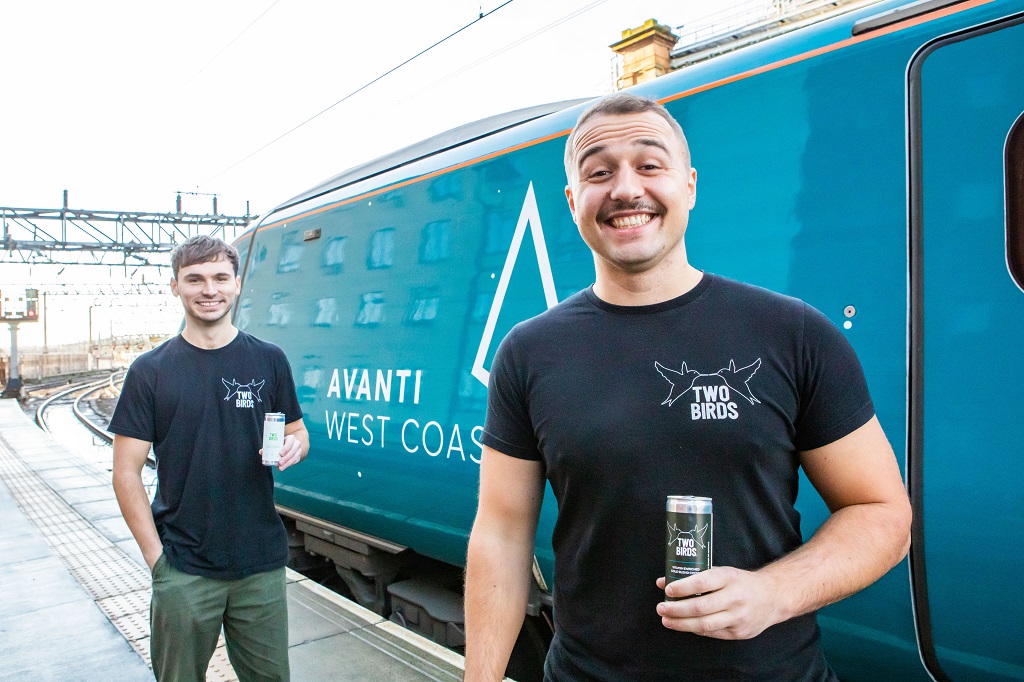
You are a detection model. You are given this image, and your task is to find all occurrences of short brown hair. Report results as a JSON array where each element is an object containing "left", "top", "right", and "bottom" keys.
[
  {"left": 170, "top": 235, "right": 239, "bottom": 278},
  {"left": 564, "top": 93, "right": 690, "bottom": 184}
]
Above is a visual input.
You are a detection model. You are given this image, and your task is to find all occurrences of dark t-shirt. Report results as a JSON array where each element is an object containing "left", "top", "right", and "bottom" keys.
[
  {"left": 482, "top": 273, "right": 874, "bottom": 681},
  {"left": 109, "top": 331, "right": 303, "bottom": 580}
]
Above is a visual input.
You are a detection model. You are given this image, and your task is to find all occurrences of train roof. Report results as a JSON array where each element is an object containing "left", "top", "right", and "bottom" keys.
[
  {"left": 263, "top": 97, "right": 592, "bottom": 223},
  {"left": 241, "top": 0, "right": 998, "bottom": 241}
]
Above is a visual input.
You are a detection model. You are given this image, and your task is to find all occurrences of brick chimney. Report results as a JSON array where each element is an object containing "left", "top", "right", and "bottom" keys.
[{"left": 610, "top": 19, "right": 679, "bottom": 90}]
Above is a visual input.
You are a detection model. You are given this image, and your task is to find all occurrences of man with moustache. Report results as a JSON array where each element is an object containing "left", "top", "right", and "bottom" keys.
[
  {"left": 464, "top": 94, "right": 911, "bottom": 681},
  {"left": 111, "top": 235, "right": 308, "bottom": 681}
]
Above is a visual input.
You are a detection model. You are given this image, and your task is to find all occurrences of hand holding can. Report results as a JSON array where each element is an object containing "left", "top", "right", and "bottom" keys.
[
  {"left": 665, "top": 496, "right": 713, "bottom": 600},
  {"left": 262, "top": 412, "right": 285, "bottom": 466}
]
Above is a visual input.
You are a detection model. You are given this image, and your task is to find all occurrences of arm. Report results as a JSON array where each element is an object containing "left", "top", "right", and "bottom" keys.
[
  {"left": 657, "top": 416, "right": 912, "bottom": 639},
  {"left": 464, "top": 446, "right": 546, "bottom": 681},
  {"left": 277, "top": 418, "right": 309, "bottom": 471},
  {"left": 112, "top": 434, "right": 163, "bottom": 570}
]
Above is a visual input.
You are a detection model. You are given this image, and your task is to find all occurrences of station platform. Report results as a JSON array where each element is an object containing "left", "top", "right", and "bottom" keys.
[{"left": 0, "top": 399, "right": 466, "bottom": 681}]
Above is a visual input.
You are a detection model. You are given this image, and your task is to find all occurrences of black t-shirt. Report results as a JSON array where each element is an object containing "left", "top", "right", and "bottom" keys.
[
  {"left": 483, "top": 273, "right": 873, "bottom": 681},
  {"left": 109, "top": 331, "right": 303, "bottom": 580}
]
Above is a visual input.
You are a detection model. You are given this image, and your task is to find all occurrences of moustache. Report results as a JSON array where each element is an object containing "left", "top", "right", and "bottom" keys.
[{"left": 597, "top": 200, "right": 663, "bottom": 222}]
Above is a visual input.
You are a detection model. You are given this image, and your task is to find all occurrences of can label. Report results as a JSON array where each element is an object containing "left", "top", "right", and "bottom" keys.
[
  {"left": 665, "top": 503, "right": 712, "bottom": 600},
  {"left": 262, "top": 413, "right": 285, "bottom": 466}
]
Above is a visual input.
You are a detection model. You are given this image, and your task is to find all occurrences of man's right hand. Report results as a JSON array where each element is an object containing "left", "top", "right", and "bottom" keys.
[
  {"left": 656, "top": 567, "right": 785, "bottom": 640},
  {"left": 112, "top": 434, "right": 165, "bottom": 577},
  {"left": 144, "top": 547, "right": 164, "bottom": 573}
]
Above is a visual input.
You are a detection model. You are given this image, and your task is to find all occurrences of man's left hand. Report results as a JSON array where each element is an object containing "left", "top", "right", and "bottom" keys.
[
  {"left": 276, "top": 434, "right": 304, "bottom": 471},
  {"left": 655, "top": 567, "right": 786, "bottom": 640}
]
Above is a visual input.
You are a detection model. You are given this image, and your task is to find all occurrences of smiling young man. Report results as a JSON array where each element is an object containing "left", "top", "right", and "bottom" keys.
[
  {"left": 110, "top": 235, "right": 308, "bottom": 681},
  {"left": 463, "top": 94, "right": 911, "bottom": 681}
]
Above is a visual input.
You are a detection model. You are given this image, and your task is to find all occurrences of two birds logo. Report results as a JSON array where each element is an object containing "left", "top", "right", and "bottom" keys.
[
  {"left": 221, "top": 378, "right": 265, "bottom": 402},
  {"left": 666, "top": 521, "right": 710, "bottom": 549},
  {"left": 654, "top": 359, "right": 762, "bottom": 407}
]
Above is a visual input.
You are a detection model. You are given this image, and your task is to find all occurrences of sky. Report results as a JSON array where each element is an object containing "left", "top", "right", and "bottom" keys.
[{"left": 0, "top": 0, "right": 752, "bottom": 350}]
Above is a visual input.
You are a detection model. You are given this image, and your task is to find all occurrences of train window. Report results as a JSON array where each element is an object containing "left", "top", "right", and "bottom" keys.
[
  {"left": 429, "top": 175, "right": 463, "bottom": 202},
  {"left": 406, "top": 288, "right": 440, "bottom": 324},
  {"left": 472, "top": 291, "right": 492, "bottom": 322},
  {"left": 248, "top": 242, "right": 267, "bottom": 276},
  {"left": 267, "top": 301, "right": 292, "bottom": 327},
  {"left": 302, "top": 367, "right": 323, "bottom": 390},
  {"left": 277, "top": 231, "right": 304, "bottom": 274},
  {"left": 485, "top": 210, "right": 515, "bottom": 254},
  {"left": 235, "top": 238, "right": 251, "bottom": 279},
  {"left": 355, "top": 292, "right": 385, "bottom": 326},
  {"left": 321, "top": 237, "right": 346, "bottom": 274},
  {"left": 379, "top": 191, "right": 405, "bottom": 208},
  {"left": 313, "top": 298, "right": 338, "bottom": 328},
  {"left": 237, "top": 299, "right": 252, "bottom": 331},
  {"left": 1007, "top": 112, "right": 1024, "bottom": 292},
  {"left": 552, "top": 211, "right": 592, "bottom": 262},
  {"left": 420, "top": 220, "right": 452, "bottom": 263},
  {"left": 367, "top": 229, "right": 395, "bottom": 269},
  {"left": 458, "top": 370, "right": 488, "bottom": 411},
  {"left": 479, "top": 158, "right": 521, "bottom": 187}
]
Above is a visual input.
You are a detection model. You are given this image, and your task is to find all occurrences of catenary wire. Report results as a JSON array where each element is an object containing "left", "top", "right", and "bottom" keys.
[
  {"left": 394, "top": 0, "right": 610, "bottom": 105},
  {"left": 170, "top": 0, "right": 283, "bottom": 100},
  {"left": 198, "top": 0, "right": 516, "bottom": 188}
]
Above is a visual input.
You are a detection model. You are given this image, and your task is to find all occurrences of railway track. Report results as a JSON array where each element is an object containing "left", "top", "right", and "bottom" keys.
[
  {"left": 29, "top": 369, "right": 157, "bottom": 477},
  {"left": 33, "top": 370, "right": 125, "bottom": 441}
]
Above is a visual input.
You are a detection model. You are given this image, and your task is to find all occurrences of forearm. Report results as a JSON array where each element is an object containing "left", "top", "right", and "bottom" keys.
[
  {"left": 112, "top": 468, "right": 162, "bottom": 566},
  {"left": 465, "top": 448, "right": 544, "bottom": 678},
  {"left": 659, "top": 418, "right": 911, "bottom": 639},
  {"left": 760, "top": 498, "right": 911, "bottom": 623},
  {"left": 464, "top": 530, "right": 533, "bottom": 681},
  {"left": 765, "top": 418, "right": 913, "bottom": 623},
  {"left": 279, "top": 420, "right": 309, "bottom": 470},
  {"left": 659, "top": 498, "right": 910, "bottom": 639},
  {"left": 291, "top": 425, "right": 309, "bottom": 459}
]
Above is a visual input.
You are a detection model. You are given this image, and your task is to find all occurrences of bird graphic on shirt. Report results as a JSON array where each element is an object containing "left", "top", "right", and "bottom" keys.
[
  {"left": 654, "top": 361, "right": 701, "bottom": 406},
  {"left": 715, "top": 359, "right": 761, "bottom": 405},
  {"left": 221, "top": 378, "right": 266, "bottom": 402},
  {"left": 655, "top": 358, "right": 762, "bottom": 406}
]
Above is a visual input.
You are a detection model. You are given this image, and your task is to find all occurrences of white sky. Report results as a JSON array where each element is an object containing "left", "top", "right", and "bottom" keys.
[{"left": 1, "top": 0, "right": 747, "bottom": 350}]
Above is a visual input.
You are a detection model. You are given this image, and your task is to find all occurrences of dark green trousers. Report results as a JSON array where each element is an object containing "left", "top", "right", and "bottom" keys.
[{"left": 150, "top": 554, "right": 289, "bottom": 682}]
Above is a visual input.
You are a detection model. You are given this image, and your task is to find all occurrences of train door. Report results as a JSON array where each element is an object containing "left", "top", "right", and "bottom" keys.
[{"left": 909, "top": 11, "right": 1024, "bottom": 682}]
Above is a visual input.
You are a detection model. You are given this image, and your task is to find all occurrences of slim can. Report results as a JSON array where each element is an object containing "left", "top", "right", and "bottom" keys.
[
  {"left": 665, "top": 496, "right": 713, "bottom": 600},
  {"left": 262, "top": 412, "right": 286, "bottom": 466}
]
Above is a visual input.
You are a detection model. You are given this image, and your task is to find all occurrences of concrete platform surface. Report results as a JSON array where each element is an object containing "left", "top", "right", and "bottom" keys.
[
  {"left": 0, "top": 397, "right": 467, "bottom": 681},
  {"left": 0, "top": 469, "right": 153, "bottom": 682}
]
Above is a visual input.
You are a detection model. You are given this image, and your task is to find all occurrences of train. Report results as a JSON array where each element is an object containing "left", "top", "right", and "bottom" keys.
[{"left": 230, "top": 0, "right": 1024, "bottom": 679}]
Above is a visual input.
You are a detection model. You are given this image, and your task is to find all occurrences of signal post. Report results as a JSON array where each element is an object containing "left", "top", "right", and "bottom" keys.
[{"left": 1, "top": 288, "right": 40, "bottom": 398}]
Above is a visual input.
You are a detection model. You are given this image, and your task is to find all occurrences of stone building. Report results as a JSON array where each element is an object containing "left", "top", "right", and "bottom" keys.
[{"left": 610, "top": 0, "right": 880, "bottom": 89}]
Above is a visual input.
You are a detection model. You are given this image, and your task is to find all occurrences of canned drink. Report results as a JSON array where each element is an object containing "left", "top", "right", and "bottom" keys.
[
  {"left": 665, "top": 496, "right": 713, "bottom": 600},
  {"left": 262, "top": 413, "right": 286, "bottom": 466}
]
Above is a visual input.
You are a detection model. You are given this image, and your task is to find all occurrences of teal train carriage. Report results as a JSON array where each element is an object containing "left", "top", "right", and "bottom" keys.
[{"left": 232, "top": 0, "right": 1024, "bottom": 679}]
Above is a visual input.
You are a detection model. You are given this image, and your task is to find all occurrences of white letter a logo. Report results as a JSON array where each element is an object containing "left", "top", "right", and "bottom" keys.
[{"left": 471, "top": 182, "right": 558, "bottom": 386}]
